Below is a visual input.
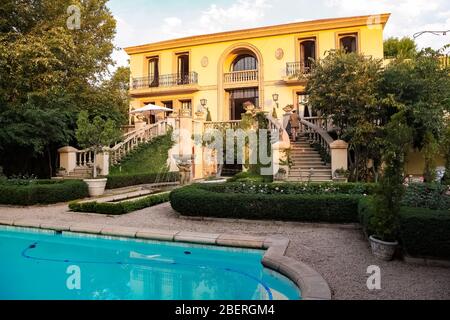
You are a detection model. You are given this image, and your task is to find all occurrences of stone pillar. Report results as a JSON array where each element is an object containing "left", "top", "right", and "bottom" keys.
[
  {"left": 58, "top": 146, "right": 78, "bottom": 174},
  {"left": 330, "top": 140, "right": 348, "bottom": 179},
  {"left": 193, "top": 111, "right": 205, "bottom": 179},
  {"left": 96, "top": 150, "right": 110, "bottom": 176}
]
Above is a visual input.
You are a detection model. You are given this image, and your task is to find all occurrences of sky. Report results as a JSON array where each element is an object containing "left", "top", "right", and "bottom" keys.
[{"left": 107, "top": 0, "right": 450, "bottom": 68}]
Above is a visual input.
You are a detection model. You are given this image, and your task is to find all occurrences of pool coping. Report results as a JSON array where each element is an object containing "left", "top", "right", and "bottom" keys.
[{"left": 0, "top": 217, "right": 332, "bottom": 300}]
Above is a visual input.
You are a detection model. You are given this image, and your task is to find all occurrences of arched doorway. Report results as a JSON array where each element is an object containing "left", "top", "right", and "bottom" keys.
[{"left": 217, "top": 43, "right": 264, "bottom": 121}]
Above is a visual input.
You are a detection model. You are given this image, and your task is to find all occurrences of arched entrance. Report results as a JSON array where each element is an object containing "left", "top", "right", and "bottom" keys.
[{"left": 217, "top": 43, "right": 264, "bottom": 121}]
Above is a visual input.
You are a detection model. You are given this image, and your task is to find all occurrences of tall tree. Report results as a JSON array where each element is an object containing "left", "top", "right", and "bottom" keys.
[
  {"left": 0, "top": 0, "right": 122, "bottom": 177},
  {"left": 306, "top": 51, "right": 386, "bottom": 181},
  {"left": 384, "top": 37, "right": 417, "bottom": 59}
]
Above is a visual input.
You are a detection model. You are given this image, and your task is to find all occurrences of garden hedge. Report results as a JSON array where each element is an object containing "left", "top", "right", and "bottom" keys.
[
  {"left": 0, "top": 180, "right": 89, "bottom": 205},
  {"left": 359, "top": 198, "right": 450, "bottom": 259},
  {"left": 106, "top": 172, "right": 179, "bottom": 189},
  {"left": 69, "top": 192, "right": 170, "bottom": 215},
  {"left": 170, "top": 184, "right": 362, "bottom": 223}
]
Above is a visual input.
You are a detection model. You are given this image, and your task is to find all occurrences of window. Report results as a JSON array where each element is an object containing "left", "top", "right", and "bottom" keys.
[
  {"left": 339, "top": 34, "right": 358, "bottom": 53},
  {"left": 300, "top": 39, "right": 316, "bottom": 71},
  {"left": 180, "top": 100, "right": 192, "bottom": 116},
  {"left": 231, "top": 54, "right": 257, "bottom": 71},
  {"left": 177, "top": 53, "right": 189, "bottom": 84},
  {"left": 162, "top": 101, "right": 173, "bottom": 116},
  {"left": 148, "top": 57, "right": 159, "bottom": 87}
]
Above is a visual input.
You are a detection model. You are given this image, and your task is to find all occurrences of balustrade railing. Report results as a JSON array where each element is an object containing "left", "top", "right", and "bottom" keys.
[
  {"left": 298, "top": 118, "right": 334, "bottom": 158},
  {"left": 286, "top": 61, "right": 313, "bottom": 78},
  {"left": 132, "top": 72, "right": 198, "bottom": 90},
  {"left": 76, "top": 149, "right": 95, "bottom": 168},
  {"left": 204, "top": 120, "right": 242, "bottom": 131},
  {"left": 224, "top": 70, "right": 258, "bottom": 83}
]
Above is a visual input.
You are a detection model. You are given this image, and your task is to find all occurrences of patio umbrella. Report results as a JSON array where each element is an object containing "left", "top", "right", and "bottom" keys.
[{"left": 129, "top": 104, "right": 173, "bottom": 114}]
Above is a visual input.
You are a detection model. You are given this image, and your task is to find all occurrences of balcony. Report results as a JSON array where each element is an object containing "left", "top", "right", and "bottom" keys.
[
  {"left": 223, "top": 70, "right": 258, "bottom": 88},
  {"left": 130, "top": 72, "right": 199, "bottom": 97},
  {"left": 286, "top": 61, "right": 313, "bottom": 78}
]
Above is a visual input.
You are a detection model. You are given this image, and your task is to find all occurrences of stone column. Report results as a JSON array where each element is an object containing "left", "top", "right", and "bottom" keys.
[
  {"left": 330, "top": 140, "right": 349, "bottom": 180},
  {"left": 96, "top": 150, "right": 110, "bottom": 176},
  {"left": 57, "top": 146, "right": 78, "bottom": 174}
]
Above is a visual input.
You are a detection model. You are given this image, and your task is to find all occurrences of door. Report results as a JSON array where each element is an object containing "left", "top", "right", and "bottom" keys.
[{"left": 229, "top": 88, "right": 259, "bottom": 120}]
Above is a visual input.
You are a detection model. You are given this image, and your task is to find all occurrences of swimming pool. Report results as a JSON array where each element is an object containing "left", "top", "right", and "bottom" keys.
[{"left": 0, "top": 226, "right": 301, "bottom": 300}]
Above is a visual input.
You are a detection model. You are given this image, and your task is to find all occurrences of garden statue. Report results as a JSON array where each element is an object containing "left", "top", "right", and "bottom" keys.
[{"left": 173, "top": 155, "right": 193, "bottom": 185}]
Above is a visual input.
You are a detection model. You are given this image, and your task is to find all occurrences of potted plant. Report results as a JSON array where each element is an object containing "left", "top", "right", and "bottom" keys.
[
  {"left": 56, "top": 167, "right": 67, "bottom": 177},
  {"left": 275, "top": 168, "right": 287, "bottom": 181},
  {"left": 368, "top": 115, "right": 411, "bottom": 261},
  {"left": 333, "top": 167, "right": 349, "bottom": 182},
  {"left": 75, "top": 111, "right": 121, "bottom": 197}
]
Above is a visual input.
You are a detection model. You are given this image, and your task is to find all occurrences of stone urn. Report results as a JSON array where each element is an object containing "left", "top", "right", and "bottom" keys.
[
  {"left": 283, "top": 104, "right": 294, "bottom": 113},
  {"left": 243, "top": 101, "right": 256, "bottom": 115},
  {"left": 83, "top": 178, "right": 108, "bottom": 197},
  {"left": 369, "top": 236, "right": 398, "bottom": 261},
  {"left": 173, "top": 155, "right": 193, "bottom": 185}
]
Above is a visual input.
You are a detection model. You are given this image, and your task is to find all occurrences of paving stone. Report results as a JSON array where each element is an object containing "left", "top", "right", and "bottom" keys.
[
  {"left": 216, "top": 234, "right": 266, "bottom": 248},
  {"left": 0, "top": 218, "right": 15, "bottom": 226},
  {"left": 136, "top": 229, "right": 179, "bottom": 241},
  {"left": 174, "top": 231, "right": 220, "bottom": 244},
  {"left": 13, "top": 219, "right": 42, "bottom": 228},
  {"left": 101, "top": 226, "right": 138, "bottom": 238},
  {"left": 69, "top": 223, "right": 104, "bottom": 234},
  {"left": 40, "top": 222, "right": 71, "bottom": 232}
]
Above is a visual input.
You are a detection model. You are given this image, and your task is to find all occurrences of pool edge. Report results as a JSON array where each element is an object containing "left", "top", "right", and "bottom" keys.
[{"left": 0, "top": 218, "right": 331, "bottom": 300}]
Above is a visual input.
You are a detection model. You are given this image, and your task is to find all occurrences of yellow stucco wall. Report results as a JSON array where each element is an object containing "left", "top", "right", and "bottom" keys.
[{"left": 126, "top": 15, "right": 387, "bottom": 121}]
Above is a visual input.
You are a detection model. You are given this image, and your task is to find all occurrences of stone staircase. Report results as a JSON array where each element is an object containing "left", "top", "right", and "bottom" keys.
[{"left": 287, "top": 135, "right": 332, "bottom": 182}]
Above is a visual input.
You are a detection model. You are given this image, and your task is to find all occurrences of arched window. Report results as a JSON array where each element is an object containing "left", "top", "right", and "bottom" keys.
[
  {"left": 231, "top": 54, "right": 257, "bottom": 71},
  {"left": 339, "top": 34, "right": 358, "bottom": 53}
]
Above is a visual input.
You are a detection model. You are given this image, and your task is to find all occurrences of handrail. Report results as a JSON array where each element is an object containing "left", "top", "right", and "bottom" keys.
[{"left": 299, "top": 118, "right": 334, "bottom": 157}]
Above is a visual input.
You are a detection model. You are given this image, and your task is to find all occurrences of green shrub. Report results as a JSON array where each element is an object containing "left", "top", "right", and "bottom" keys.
[
  {"left": 170, "top": 184, "right": 362, "bottom": 223},
  {"left": 106, "top": 172, "right": 179, "bottom": 189},
  {"left": 401, "top": 183, "right": 450, "bottom": 210},
  {"left": 69, "top": 192, "right": 170, "bottom": 215},
  {"left": 0, "top": 180, "right": 89, "bottom": 205},
  {"left": 227, "top": 171, "right": 272, "bottom": 183},
  {"left": 202, "top": 181, "right": 377, "bottom": 195},
  {"left": 359, "top": 197, "right": 450, "bottom": 259}
]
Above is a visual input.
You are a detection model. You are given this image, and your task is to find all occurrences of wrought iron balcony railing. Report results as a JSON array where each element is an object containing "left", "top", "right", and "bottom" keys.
[
  {"left": 286, "top": 61, "right": 313, "bottom": 78},
  {"left": 131, "top": 72, "right": 198, "bottom": 90}
]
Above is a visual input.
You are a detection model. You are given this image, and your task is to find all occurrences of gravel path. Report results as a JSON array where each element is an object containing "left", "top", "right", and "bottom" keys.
[{"left": 0, "top": 202, "right": 449, "bottom": 300}]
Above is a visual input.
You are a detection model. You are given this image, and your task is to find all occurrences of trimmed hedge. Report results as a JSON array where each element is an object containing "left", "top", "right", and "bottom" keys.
[
  {"left": 359, "top": 198, "right": 450, "bottom": 259},
  {"left": 196, "top": 181, "right": 377, "bottom": 195},
  {"left": 0, "top": 180, "right": 89, "bottom": 205},
  {"left": 106, "top": 172, "right": 179, "bottom": 189},
  {"left": 170, "top": 184, "right": 362, "bottom": 223},
  {"left": 69, "top": 192, "right": 170, "bottom": 215}
]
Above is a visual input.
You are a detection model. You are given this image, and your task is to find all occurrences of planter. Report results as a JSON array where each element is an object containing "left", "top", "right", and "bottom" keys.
[
  {"left": 369, "top": 235, "right": 398, "bottom": 261},
  {"left": 83, "top": 178, "right": 108, "bottom": 197}
]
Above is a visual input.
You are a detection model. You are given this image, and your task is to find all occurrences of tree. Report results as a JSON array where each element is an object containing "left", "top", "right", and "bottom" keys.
[
  {"left": 0, "top": 0, "right": 122, "bottom": 177},
  {"left": 384, "top": 37, "right": 417, "bottom": 59},
  {"left": 306, "top": 51, "right": 385, "bottom": 181},
  {"left": 372, "top": 112, "right": 412, "bottom": 241},
  {"left": 380, "top": 48, "right": 450, "bottom": 182},
  {"left": 75, "top": 111, "right": 121, "bottom": 178}
]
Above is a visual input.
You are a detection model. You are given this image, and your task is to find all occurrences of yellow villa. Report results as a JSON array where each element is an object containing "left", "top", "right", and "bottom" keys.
[
  {"left": 125, "top": 13, "right": 389, "bottom": 122},
  {"left": 58, "top": 13, "right": 444, "bottom": 182}
]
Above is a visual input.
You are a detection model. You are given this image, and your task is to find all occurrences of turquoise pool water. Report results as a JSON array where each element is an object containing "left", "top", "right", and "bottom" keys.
[{"left": 0, "top": 226, "right": 301, "bottom": 300}]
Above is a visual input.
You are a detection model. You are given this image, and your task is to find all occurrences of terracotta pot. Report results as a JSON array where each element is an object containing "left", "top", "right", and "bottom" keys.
[
  {"left": 83, "top": 178, "right": 108, "bottom": 197},
  {"left": 369, "top": 235, "right": 398, "bottom": 261}
]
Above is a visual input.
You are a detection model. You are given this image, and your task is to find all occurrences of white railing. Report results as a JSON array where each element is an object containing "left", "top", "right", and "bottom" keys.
[
  {"left": 76, "top": 149, "right": 95, "bottom": 168},
  {"left": 299, "top": 118, "right": 334, "bottom": 157},
  {"left": 224, "top": 70, "right": 258, "bottom": 83},
  {"left": 204, "top": 120, "right": 242, "bottom": 131},
  {"left": 302, "top": 116, "right": 335, "bottom": 132},
  {"left": 58, "top": 120, "right": 169, "bottom": 177},
  {"left": 109, "top": 121, "right": 168, "bottom": 166}
]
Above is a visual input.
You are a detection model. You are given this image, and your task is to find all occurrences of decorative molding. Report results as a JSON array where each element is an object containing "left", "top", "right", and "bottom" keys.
[
  {"left": 275, "top": 48, "right": 284, "bottom": 60},
  {"left": 201, "top": 56, "right": 209, "bottom": 67},
  {"left": 125, "top": 14, "right": 391, "bottom": 55}
]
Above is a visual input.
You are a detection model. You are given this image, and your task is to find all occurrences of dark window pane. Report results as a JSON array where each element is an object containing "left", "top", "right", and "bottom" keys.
[{"left": 232, "top": 54, "right": 257, "bottom": 71}]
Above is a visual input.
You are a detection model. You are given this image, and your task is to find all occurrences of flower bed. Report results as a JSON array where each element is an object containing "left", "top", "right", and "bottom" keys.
[
  {"left": 170, "top": 183, "right": 365, "bottom": 223},
  {"left": 0, "top": 179, "right": 89, "bottom": 205},
  {"left": 69, "top": 192, "right": 170, "bottom": 215}
]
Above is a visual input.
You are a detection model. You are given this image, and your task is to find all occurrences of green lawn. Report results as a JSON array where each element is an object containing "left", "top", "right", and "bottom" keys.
[{"left": 109, "top": 133, "right": 174, "bottom": 175}]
